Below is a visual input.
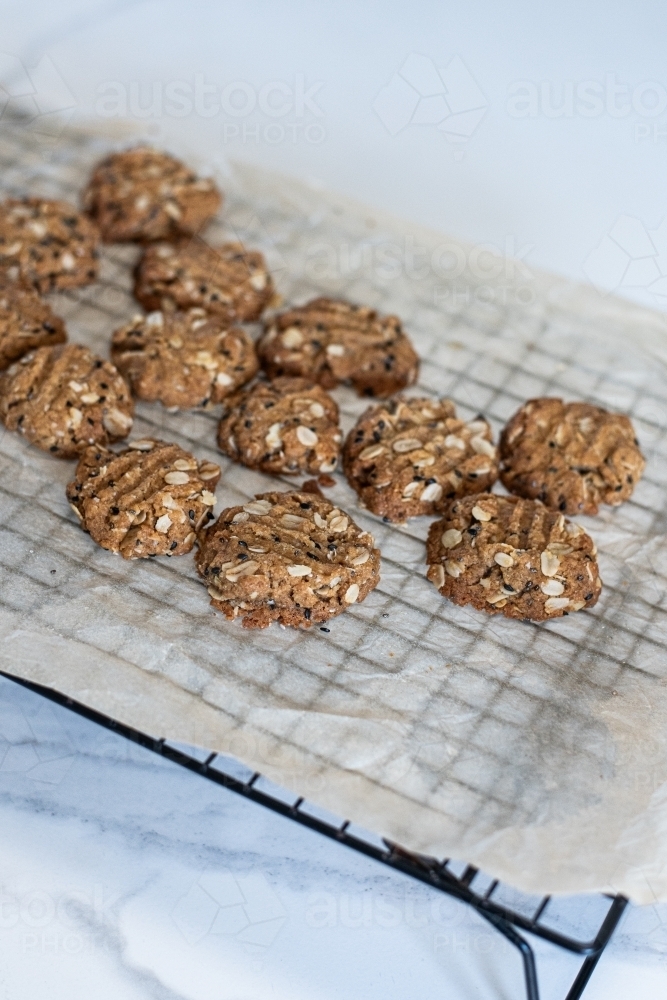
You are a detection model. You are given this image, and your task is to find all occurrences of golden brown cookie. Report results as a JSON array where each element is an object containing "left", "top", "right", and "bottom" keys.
[
  {"left": 0, "top": 277, "right": 66, "bottom": 370},
  {"left": 258, "top": 297, "right": 419, "bottom": 397},
  {"left": 111, "top": 309, "right": 259, "bottom": 410},
  {"left": 343, "top": 396, "right": 498, "bottom": 522},
  {"left": 500, "top": 397, "right": 645, "bottom": 515},
  {"left": 83, "top": 147, "right": 221, "bottom": 243},
  {"left": 134, "top": 238, "right": 274, "bottom": 321},
  {"left": 0, "top": 199, "right": 99, "bottom": 292},
  {"left": 426, "top": 493, "right": 602, "bottom": 621},
  {"left": 67, "top": 438, "right": 221, "bottom": 559},
  {"left": 217, "top": 377, "right": 341, "bottom": 476},
  {"left": 0, "top": 344, "right": 133, "bottom": 458},
  {"left": 196, "top": 490, "right": 380, "bottom": 629}
]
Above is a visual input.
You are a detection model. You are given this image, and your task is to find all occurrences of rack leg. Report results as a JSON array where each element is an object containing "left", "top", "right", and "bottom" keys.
[
  {"left": 564, "top": 952, "right": 604, "bottom": 1000},
  {"left": 479, "top": 908, "right": 540, "bottom": 1000}
]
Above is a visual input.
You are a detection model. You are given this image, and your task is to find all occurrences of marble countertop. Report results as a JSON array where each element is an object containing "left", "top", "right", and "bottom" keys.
[{"left": 1, "top": 673, "right": 666, "bottom": 1000}]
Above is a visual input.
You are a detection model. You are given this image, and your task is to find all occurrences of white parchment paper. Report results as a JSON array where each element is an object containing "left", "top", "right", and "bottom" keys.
[{"left": 2, "top": 120, "right": 667, "bottom": 902}]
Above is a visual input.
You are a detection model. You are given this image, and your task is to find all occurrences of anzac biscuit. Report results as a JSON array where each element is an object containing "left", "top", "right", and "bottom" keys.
[
  {"left": 0, "top": 198, "right": 99, "bottom": 292},
  {"left": 0, "top": 277, "right": 66, "bottom": 370},
  {"left": 83, "top": 148, "right": 221, "bottom": 243},
  {"left": 67, "top": 438, "right": 221, "bottom": 559},
  {"left": 258, "top": 297, "right": 419, "bottom": 397},
  {"left": 0, "top": 343, "right": 133, "bottom": 457},
  {"left": 426, "top": 493, "right": 602, "bottom": 621},
  {"left": 217, "top": 376, "right": 341, "bottom": 476},
  {"left": 196, "top": 490, "right": 380, "bottom": 629},
  {"left": 500, "top": 397, "right": 645, "bottom": 515},
  {"left": 111, "top": 309, "right": 258, "bottom": 410},
  {"left": 343, "top": 396, "right": 498, "bottom": 522},
  {"left": 134, "top": 239, "right": 274, "bottom": 321}
]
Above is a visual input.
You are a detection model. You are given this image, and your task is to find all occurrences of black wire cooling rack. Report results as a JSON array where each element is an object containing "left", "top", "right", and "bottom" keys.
[{"left": 2, "top": 670, "right": 628, "bottom": 1000}]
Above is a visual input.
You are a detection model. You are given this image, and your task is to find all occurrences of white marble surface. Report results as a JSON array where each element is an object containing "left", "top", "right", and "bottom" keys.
[{"left": 1, "top": 673, "right": 666, "bottom": 1000}]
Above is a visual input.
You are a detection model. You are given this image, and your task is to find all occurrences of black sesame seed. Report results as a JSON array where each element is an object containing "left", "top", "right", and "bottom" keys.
[
  {"left": 320, "top": 626, "right": 330, "bottom": 632},
  {"left": 110, "top": 506, "right": 119, "bottom": 514},
  {"left": 304, "top": 608, "right": 312, "bottom": 620},
  {"left": 170, "top": 541, "right": 178, "bottom": 550}
]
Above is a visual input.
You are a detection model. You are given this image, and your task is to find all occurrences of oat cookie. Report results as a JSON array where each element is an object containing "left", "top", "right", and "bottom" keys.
[
  {"left": 500, "top": 397, "right": 645, "bottom": 515},
  {"left": 343, "top": 396, "right": 498, "bottom": 522},
  {"left": 67, "top": 438, "right": 221, "bottom": 559},
  {"left": 0, "top": 344, "right": 133, "bottom": 458},
  {"left": 111, "top": 309, "right": 258, "bottom": 410},
  {"left": 258, "top": 297, "right": 419, "bottom": 397},
  {"left": 426, "top": 493, "right": 602, "bottom": 621},
  {"left": 217, "top": 377, "right": 341, "bottom": 476},
  {"left": 0, "top": 198, "right": 99, "bottom": 292},
  {"left": 196, "top": 491, "right": 380, "bottom": 629},
  {"left": 134, "top": 239, "right": 274, "bottom": 321},
  {"left": 0, "top": 277, "right": 66, "bottom": 370},
  {"left": 83, "top": 148, "right": 221, "bottom": 243}
]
